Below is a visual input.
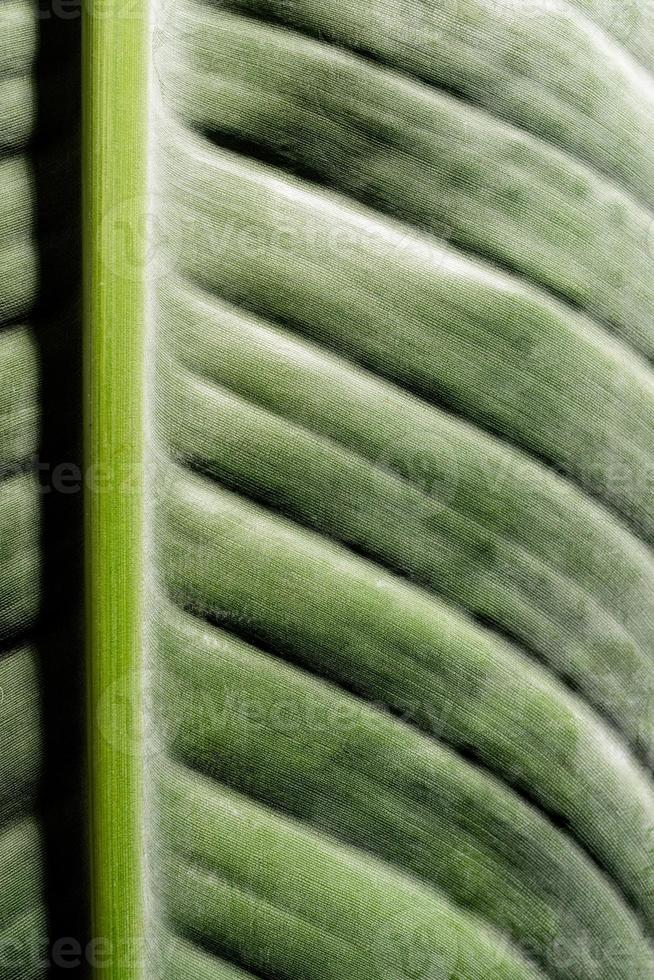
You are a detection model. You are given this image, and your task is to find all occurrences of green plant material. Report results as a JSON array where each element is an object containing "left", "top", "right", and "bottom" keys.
[
  {"left": 156, "top": 465, "right": 654, "bottom": 923},
  {"left": 0, "top": 0, "right": 85, "bottom": 970},
  {"left": 149, "top": 925, "right": 256, "bottom": 979},
  {"left": 153, "top": 601, "right": 654, "bottom": 979},
  {"left": 82, "top": 0, "right": 149, "bottom": 971},
  {"left": 0, "top": 9, "right": 46, "bottom": 977},
  {"left": 158, "top": 132, "right": 654, "bottom": 542},
  {"left": 570, "top": 0, "right": 654, "bottom": 72},
  {"left": 148, "top": 3, "right": 654, "bottom": 975},
  {"left": 158, "top": 283, "right": 654, "bottom": 765},
  {"left": 154, "top": 758, "right": 546, "bottom": 979},
  {"left": 218, "top": 0, "right": 654, "bottom": 210},
  {"left": 0, "top": 647, "right": 43, "bottom": 823},
  {"left": 158, "top": 4, "right": 654, "bottom": 361},
  {"left": 0, "top": 326, "right": 37, "bottom": 469},
  {"left": 2, "top": 0, "right": 654, "bottom": 977}
]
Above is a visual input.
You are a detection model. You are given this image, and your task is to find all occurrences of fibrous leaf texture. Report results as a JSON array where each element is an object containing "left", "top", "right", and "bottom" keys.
[
  {"left": 4, "top": 0, "right": 654, "bottom": 978},
  {"left": 0, "top": 0, "right": 84, "bottom": 976}
]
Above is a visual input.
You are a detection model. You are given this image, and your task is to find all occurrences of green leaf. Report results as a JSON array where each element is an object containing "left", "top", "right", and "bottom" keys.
[{"left": 2, "top": 1, "right": 654, "bottom": 978}]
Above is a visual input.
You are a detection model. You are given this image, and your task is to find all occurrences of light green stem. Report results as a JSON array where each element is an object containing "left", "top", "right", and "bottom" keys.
[{"left": 82, "top": 0, "right": 149, "bottom": 973}]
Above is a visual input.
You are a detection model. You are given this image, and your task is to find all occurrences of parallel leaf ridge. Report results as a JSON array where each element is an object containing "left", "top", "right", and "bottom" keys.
[
  {"left": 0, "top": 1, "right": 83, "bottom": 976},
  {"left": 148, "top": 2, "right": 654, "bottom": 979}
]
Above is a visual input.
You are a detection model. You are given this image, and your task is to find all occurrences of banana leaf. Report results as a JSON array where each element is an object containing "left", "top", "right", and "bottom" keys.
[{"left": 1, "top": 0, "right": 653, "bottom": 977}]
